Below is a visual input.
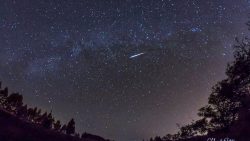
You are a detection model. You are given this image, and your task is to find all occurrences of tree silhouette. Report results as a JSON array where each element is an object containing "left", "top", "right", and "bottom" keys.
[
  {"left": 66, "top": 118, "right": 75, "bottom": 135},
  {"left": 33, "top": 108, "right": 42, "bottom": 123},
  {"left": 0, "top": 82, "right": 95, "bottom": 139},
  {"left": 162, "top": 134, "right": 173, "bottom": 141},
  {"left": 0, "top": 87, "right": 9, "bottom": 107},
  {"left": 30, "top": 107, "right": 38, "bottom": 122},
  {"left": 154, "top": 136, "right": 162, "bottom": 141},
  {"left": 37, "top": 108, "right": 42, "bottom": 115},
  {"left": 6, "top": 93, "right": 23, "bottom": 112},
  {"left": 54, "top": 120, "right": 62, "bottom": 131},
  {"left": 41, "top": 112, "right": 54, "bottom": 129},
  {"left": 152, "top": 25, "right": 250, "bottom": 141},
  {"left": 61, "top": 124, "right": 67, "bottom": 134},
  {"left": 179, "top": 124, "right": 195, "bottom": 139},
  {"left": 171, "top": 133, "right": 180, "bottom": 141},
  {"left": 196, "top": 37, "right": 250, "bottom": 134},
  {"left": 17, "top": 104, "right": 28, "bottom": 118}
]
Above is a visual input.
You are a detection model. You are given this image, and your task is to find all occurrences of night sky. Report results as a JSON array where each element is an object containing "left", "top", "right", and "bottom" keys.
[{"left": 0, "top": 0, "right": 250, "bottom": 141}]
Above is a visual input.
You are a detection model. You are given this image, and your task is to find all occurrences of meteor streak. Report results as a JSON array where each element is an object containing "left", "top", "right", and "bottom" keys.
[{"left": 129, "top": 53, "right": 145, "bottom": 59}]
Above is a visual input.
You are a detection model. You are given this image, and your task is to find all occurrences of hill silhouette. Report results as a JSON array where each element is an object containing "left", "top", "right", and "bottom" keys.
[{"left": 0, "top": 83, "right": 111, "bottom": 141}]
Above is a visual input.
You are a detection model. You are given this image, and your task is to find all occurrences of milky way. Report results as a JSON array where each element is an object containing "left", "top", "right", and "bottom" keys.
[{"left": 0, "top": 0, "right": 250, "bottom": 141}]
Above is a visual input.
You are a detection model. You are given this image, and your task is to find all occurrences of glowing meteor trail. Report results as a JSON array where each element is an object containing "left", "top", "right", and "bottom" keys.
[{"left": 129, "top": 53, "right": 145, "bottom": 59}]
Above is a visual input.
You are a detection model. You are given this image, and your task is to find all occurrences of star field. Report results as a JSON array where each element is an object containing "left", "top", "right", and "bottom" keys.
[{"left": 0, "top": 0, "right": 250, "bottom": 141}]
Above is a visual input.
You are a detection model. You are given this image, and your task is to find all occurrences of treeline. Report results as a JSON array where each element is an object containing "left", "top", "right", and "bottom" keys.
[
  {"left": 148, "top": 33, "right": 250, "bottom": 140},
  {"left": 0, "top": 83, "right": 102, "bottom": 140}
]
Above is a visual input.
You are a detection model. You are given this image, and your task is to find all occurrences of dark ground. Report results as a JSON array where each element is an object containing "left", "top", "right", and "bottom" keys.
[{"left": 0, "top": 106, "right": 250, "bottom": 141}]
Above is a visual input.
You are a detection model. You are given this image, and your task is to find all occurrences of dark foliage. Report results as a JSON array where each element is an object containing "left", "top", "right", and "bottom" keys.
[
  {"left": 54, "top": 120, "right": 62, "bottom": 131},
  {"left": 0, "top": 82, "right": 111, "bottom": 141},
  {"left": 149, "top": 25, "right": 250, "bottom": 141},
  {"left": 66, "top": 118, "right": 76, "bottom": 135}
]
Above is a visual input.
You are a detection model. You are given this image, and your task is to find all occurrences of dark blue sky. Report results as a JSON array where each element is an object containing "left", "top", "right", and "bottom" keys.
[{"left": 0, "top": 0, "right": 250, "bottom": 141}]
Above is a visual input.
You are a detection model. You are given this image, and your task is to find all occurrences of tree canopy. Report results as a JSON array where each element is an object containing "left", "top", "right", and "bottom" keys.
[
  {"left": 0, "top": 82, "right": 81, "bottom": 138},
  {"left": 149, "top": 27, "right": 250, "bottom": 141}
]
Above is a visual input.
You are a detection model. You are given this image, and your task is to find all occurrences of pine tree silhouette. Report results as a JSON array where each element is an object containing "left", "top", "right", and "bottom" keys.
[
  {"left": 54, "top": 120, "right": 62, "bottom": 131},
  {"left": 66, "top": 118, "right": 75, "bottom": 135}
]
